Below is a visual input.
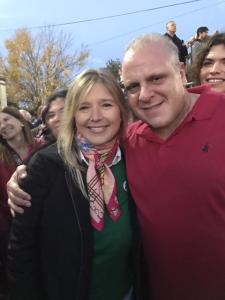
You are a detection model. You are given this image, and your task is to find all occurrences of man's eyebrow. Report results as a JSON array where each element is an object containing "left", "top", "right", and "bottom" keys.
[{"left": 124, "top": 82, "right": 139, "bottom": 90}]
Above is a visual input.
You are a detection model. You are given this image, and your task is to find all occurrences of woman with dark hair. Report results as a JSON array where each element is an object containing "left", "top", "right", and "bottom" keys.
[
  {"left": 191, "top": 32, "right": 225, "bottom": 93},
  {"left": 35, "top": 89, "right": 67, "bottom": 143},
  {"left": 0, "top": 106, "right": 35, "bottom": 299}
]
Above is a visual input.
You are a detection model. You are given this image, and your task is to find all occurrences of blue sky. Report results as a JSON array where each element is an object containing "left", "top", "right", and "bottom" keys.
[{"left": 0, "top": 0, "right": 225, "bottom": 68}]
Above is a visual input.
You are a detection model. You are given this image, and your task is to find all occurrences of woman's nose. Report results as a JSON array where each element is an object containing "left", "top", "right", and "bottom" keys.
[{"left": 90, "top": 107, "right": 102, "bottom": 121}]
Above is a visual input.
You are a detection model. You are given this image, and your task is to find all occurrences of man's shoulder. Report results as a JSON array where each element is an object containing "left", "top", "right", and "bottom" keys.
[
  {"left": 172, "top": 34, "right": 182, "bottom": 43},
  {"left": 192, "top": 39, "right": 201, "bottom": 45},
  {"left": 188, "top": 85, "right": 225, "bottom": 100},
  {"left": 164, "top": 32, "right": 171, "bottom": 38},
  {"left": 188, "top": 85, "right": 225, "bottom": 120},
  {"left": 125, "top": 121, "right": 149, "bottom": 139}
]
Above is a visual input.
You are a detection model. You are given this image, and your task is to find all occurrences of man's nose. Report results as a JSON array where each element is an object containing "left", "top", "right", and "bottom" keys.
[
  {"left": 139, "top": 84, "right": 155, "bottom": 102},
  {"left": 0, "top": 122, "right": 5, "bottom": 130}
]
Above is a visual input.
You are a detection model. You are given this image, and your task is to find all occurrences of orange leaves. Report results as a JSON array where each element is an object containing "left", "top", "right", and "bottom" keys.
[{"left": 1, "top": 28, "right": 89, "bottom": 107}]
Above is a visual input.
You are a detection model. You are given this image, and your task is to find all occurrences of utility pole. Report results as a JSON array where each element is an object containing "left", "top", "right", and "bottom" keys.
[{"left": 0, "top": 75, "right": 7, "bottom": 109}]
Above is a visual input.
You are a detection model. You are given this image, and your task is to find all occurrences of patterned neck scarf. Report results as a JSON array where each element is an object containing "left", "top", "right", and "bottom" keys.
[{"left": 77, "top": 135, "right": 122, "bottom": 231}]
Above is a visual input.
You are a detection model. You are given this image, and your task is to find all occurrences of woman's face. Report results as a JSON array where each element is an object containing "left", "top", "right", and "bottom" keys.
[
  {"left": 0, "top": 112, "right": 24, "bottom": 141},
  {"left": 74, "top": 82, "right": 121, "bottom": 146},
  {"left": 45, "top": 98, "right": 65, "bottom": 138},
  {"left": 200, "top": 44, "right": 225, "bottom": 93}
]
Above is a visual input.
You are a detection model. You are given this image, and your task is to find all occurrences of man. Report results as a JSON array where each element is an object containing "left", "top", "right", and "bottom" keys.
[
  {"left": 191, "top": 26, "right": 209, "bottom": 62},
  {"left": 164, "top": 20, "right": 188, "bottom": 64},
  {"left": 7, "top": 34, "right": 225, "bottom": 299},
  {"left": 121, "top": 34, "right": 225, "bottom": 299}
]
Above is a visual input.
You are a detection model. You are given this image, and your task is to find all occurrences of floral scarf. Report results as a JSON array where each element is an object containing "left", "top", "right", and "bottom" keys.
[{"left": 77, "top": 135, "right": 122, "bottom": 231}]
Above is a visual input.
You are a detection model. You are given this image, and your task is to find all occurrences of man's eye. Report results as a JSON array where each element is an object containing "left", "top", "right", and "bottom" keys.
[
  {"left": 151, "top": 76, "right": 162, "bottom": 83},
  {"left": 126, "top": 84, "right": 140, "bottom": 94}
]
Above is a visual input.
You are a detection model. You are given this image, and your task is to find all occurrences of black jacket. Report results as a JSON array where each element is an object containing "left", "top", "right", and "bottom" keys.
[
  {"left": 8, "top": 143, "right": 147, "bottom": 300},
  {"left": 8, "top": 143, "right": 93, "bottom": 300},
  {"left": 164, "top": 33, "right": 188, "bottom": 64}
]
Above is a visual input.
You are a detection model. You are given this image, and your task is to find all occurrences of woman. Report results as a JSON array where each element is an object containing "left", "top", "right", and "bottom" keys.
[
  {"left": 8, "top": 69, "right": 140, "bottom": 300},
  {"left": 7, "top": 90, "right": 67, "bottom": 215},
  {"left": 191, "top": 32, "right": 225, "bottom": 93},
  {"left": 0, "top": 107, "right": 35, "bottom": 299},
  {"left": 35, "top": 88, "right": 67, "bottom": 143}
]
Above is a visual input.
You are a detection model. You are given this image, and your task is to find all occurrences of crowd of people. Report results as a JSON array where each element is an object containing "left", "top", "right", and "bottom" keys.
[{"left": 1, "top": 21, "right": 225, "bottom": 300}]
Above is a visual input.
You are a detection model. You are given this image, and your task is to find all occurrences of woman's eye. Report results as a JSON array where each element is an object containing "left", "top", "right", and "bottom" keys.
[
  {"left": 102, "top": 103, "right": 113, "bottom": 107},
  {"left": 46, "top": 113, "right": 55, "bottom": 120},
  {"left": 79, "top": 106, "right": 89, "bottom": 111},
  {"left": 202, "top": 61, "right": 212, "bottom": 67}
]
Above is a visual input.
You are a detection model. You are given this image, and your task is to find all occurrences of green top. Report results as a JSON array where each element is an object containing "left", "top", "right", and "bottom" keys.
[{"left": 89, "top": 158, "right": 133, "bottom": 300}]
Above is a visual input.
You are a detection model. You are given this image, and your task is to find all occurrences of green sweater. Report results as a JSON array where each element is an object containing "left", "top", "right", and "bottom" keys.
[{"left": 89, "top": 158, "right": 133, "bottom": 300}]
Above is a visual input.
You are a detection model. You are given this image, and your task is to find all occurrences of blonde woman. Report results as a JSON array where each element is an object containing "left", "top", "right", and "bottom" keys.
[{"left": 8, "top": 70, "right": 140, "bottom": 300}]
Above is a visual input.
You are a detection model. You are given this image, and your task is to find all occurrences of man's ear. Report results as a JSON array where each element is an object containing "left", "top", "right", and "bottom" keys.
[{"left": 179, "top": 63, "right": 187, "bottom": 85}]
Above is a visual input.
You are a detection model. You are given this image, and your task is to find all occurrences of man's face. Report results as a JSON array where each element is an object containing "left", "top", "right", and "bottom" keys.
[
  {"left": 122, "top": 44, "right": 188, "bottom": 139},
  {"left": 199, "top": 31, "right": 208, "bottom": 40},
  {"left": 167, "top": 22, "right": 176, "bottom": 34},
  {"left": 200, "top": 44, "right": 225, "bottom": 93}
]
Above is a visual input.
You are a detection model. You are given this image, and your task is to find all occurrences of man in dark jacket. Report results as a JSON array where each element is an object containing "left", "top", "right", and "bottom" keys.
[{"left": 164, "top": 20, "right": 188, "bottom": 64}]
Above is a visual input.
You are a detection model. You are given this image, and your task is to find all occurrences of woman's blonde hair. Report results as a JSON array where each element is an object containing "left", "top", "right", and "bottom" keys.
[{"left": 57, "top": 68, "right": 128, "bottom": 197}]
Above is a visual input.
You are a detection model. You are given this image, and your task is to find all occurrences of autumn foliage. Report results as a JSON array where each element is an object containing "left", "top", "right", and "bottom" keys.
[{"left": 0, "top": 28, "right": 89, "bottom": 108}]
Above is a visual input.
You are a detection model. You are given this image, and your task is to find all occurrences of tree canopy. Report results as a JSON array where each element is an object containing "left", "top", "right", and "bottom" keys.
[
  {"left": 105, "top": 58, "right": 121, "bottom": 82},
  {"left": 0, "top": 28, "right": 89, "bottom": 109}
]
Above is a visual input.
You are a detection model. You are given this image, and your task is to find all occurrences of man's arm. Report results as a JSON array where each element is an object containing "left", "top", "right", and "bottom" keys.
[{"left": 7, "top": 165, "right": 32, "bottom": 215}]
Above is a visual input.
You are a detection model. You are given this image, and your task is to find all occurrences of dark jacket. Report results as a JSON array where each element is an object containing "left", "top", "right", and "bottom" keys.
[
  {"left": 8, "top": 143, "right": 147, "bottom": 300},
  {"left": 164, "top": 33, "right": 188, "bottom": 64},
  {"left": 8, "top": 143, "right": 93, "bottom": 300}
]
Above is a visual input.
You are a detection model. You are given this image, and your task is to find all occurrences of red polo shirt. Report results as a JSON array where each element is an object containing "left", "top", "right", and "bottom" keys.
[{"left": 124, "top": 86, "right": 225, "bottom": 300}]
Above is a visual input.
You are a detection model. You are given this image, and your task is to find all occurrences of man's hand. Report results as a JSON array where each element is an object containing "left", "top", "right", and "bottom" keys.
[{"left": 7, "top": 165, "right": 31, "bottom": 216}]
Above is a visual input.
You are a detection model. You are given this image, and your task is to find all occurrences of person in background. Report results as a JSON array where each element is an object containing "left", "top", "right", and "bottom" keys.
[
  {"left": 192, "top": 32, "right": 225, "bottom": 93},
  {"left": 164, "top": 20, "right": 188, "bottom": 64},
  {"left": 7, "top": 89, "right": 67, "bottom": 214},
  {"left": 0, "top": 107, "right": 35, "bottom": 300},
  {"left": 191, "top": 26, "right": 209, "bottom": 62},
  {"left": 7, "top": 69, "right": 143, "bottom": 300},
  {"left": 31, "top": 105, "right": 45, "bottom": 129},
  {"left": 35, "top": 89, "right": 67, "bottom": 143},
  {"left": 18, "top": 110, "right": 32, "bottom": 128}
]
